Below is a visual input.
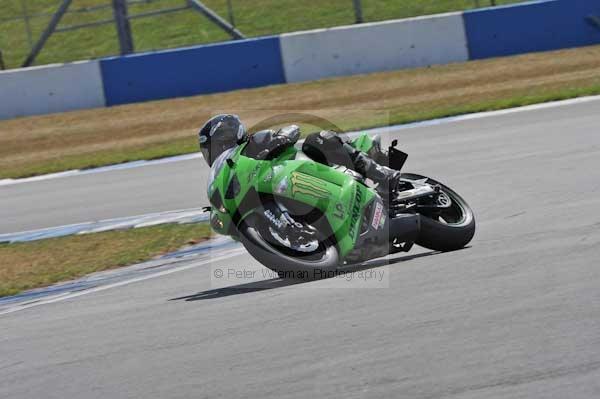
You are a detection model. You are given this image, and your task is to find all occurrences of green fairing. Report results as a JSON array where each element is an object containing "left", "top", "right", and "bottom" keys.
[
  {"left": 208, "top": 134, "right": 375, "bottom": 257},
  {"left": 350, "top": 134, "right": 376, "bottom": 154}
]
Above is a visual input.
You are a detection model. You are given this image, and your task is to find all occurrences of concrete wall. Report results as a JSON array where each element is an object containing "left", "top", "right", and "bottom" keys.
[
  {"left": 0, "top": 61, "right": 105, "bottom": 119},
  {"left": 464, "top": 0, "right": 600, "bottom": 59},
  {"left": 279, "top": 13, "right": 469, "bottom": 83},
  {"left": 100, "top": 37, "right": 285, "bottom": 106}
]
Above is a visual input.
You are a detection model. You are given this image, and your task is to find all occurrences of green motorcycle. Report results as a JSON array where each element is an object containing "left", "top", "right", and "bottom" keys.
[{"left": 207, "top": 129, "right": 475, "bottom": 278}]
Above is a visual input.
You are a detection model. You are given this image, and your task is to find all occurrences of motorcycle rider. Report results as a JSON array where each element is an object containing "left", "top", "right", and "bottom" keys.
[{"left": 198, "top": 114, "right": 402, "bottom": 192}]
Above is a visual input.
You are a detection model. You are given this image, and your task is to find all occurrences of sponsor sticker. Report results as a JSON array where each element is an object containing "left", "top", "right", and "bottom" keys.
[
  {"left": 275, "top": 177, "right": 289, "bottom": 194},
  {"left": 371, "top": 202, "right": 384, "bottom": 230},
  {"left": 349, "top": 186, "right": 362, "bottom": 237}
]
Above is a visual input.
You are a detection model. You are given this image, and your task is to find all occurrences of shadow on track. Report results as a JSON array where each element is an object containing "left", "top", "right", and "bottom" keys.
[{"left": 170, "top": 250, "right": 439, "bottom": 302}]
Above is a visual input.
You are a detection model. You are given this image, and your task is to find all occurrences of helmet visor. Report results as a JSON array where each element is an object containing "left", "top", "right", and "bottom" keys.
[
  {"left": 200, "top": 146, "right": 212, "bottom": 165},
  {"left": 200, "top": 130, "right": 237, "bottom": 166}
]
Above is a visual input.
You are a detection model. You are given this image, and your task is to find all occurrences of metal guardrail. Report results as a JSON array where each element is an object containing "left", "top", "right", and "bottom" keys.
[{"left": 11, "top": 0, "right": 245, "bottom": 67}]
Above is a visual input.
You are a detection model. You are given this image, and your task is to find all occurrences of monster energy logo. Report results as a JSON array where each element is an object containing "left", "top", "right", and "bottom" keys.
[{"left": 290, "top": 172, "right": 329, "bottom": 199}]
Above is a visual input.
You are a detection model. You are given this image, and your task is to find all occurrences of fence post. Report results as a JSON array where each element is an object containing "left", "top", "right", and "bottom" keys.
[
  {"left": 187, "top": 0, "right": 245, "bottom": 39},
  {"left": 19, "top": 0, "right": 34, "bottom": 51},
  {"left": 22, "top": 0, "right": 73, "bottom": 67},
  {"left": 112, "top": 0, "right": 134, "bottom": 55},
  {"left": 352, "top": 0, "right": 363, "bottom": 23},
  {"left": 0, "top": 50, "right": 5, "bottom": 70},
  {"left": 226, "top": 0, "right": 235, "bottom": 26}
]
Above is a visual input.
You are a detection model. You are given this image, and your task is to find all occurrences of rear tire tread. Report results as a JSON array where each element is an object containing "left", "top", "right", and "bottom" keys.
[{"left": 401, "top": 173, "right": 476, "bottom": 252}]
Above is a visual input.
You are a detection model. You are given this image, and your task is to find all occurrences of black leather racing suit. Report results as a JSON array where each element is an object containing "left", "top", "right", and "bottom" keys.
[{"left": 243, "top": 126, "right": 399, "bottom": 190}]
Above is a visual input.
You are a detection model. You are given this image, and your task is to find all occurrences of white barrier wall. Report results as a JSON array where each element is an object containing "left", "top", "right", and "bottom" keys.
[
  {"left": 280, "top": 13, "right": 469, "bottom": 83},
  {"left": 0, "top": 61, "right": 105, "bottom": 119}
]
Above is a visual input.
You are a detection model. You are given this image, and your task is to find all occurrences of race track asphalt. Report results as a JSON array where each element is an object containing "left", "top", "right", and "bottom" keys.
[{"left": 1, "top": 98, "right": 600, "bottom": 398}]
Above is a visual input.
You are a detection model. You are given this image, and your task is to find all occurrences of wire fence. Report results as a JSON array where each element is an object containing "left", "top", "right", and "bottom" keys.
[{"left": 0, "top": 0, "right": 523, "bottom": 69}]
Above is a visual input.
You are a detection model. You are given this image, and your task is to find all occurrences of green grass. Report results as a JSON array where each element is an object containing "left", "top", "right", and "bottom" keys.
[
  {"left": 0, "top": 222, "right": 212, "bottom": 297},
  {"left": 385, "top": 85, "right": 600, "bottom": 125},
  {"left": 0, "top": 136, "right": 197, "bottom": 179},
  {"left": 0, "top": 0, "right": 525, "bottom": 69}
]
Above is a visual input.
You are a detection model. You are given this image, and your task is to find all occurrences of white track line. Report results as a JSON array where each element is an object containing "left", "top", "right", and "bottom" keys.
[
  {"left": 0, "top": 248, "right": 246, "bottom": 316},
  {"left": 0, "top": 207, "right": 208, "bottom": 243},
  {"left": 1, "top": 94, "right": 599, "bottom": 188}
]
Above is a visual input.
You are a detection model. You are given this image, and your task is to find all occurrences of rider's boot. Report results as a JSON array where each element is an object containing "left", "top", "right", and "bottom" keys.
[
  {"left": 346, "top": 146, "right": 402, "bottom": 194},
  {"left": 366, "top": 135, "right": 390, "bottom": 166}
]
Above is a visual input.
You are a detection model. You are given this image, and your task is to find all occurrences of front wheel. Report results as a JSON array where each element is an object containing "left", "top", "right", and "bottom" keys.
[
  {"left": 237, "top": 213, "right": 339, "bottom": 279},
  {"left": 401, "top": 173, "right": 476, "bottom": 252}
]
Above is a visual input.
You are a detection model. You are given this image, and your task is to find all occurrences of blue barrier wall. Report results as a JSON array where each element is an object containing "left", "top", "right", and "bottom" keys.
[
  {"left": 100, "top": 36, "right": 285, "bottom": 106},
  {"left": 464, "top": 0, "right": 600, "bottom": 59}
]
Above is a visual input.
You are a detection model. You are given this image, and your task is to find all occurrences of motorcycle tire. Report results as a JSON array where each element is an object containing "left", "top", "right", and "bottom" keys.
[
  {"left": 401, "top": 173, "right": 476, "bottom": 252},
  {"left": 237, "top": 213, "right": 339, "bottom": 279}
]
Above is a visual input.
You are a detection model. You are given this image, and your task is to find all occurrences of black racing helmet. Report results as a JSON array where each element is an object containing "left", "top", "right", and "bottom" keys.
[{"left": 198, "top": 114, "right": 247, "bottom": 166}]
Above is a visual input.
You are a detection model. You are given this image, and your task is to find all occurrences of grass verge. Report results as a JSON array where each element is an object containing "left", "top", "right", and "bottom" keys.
[
  {"left": 2, "top": 44, "right": 600, "bottom": 179},
  {"left": 0, "top": 223, "right": 212, "bottom": 297}
]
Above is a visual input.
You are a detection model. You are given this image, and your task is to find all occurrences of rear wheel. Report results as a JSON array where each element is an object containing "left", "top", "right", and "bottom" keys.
[
  {"left": 237, "top": 212, "right": 339, "bottom": 279},
  {"left": 401, "top": 173, "right": 476, "bottom": 252}
]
